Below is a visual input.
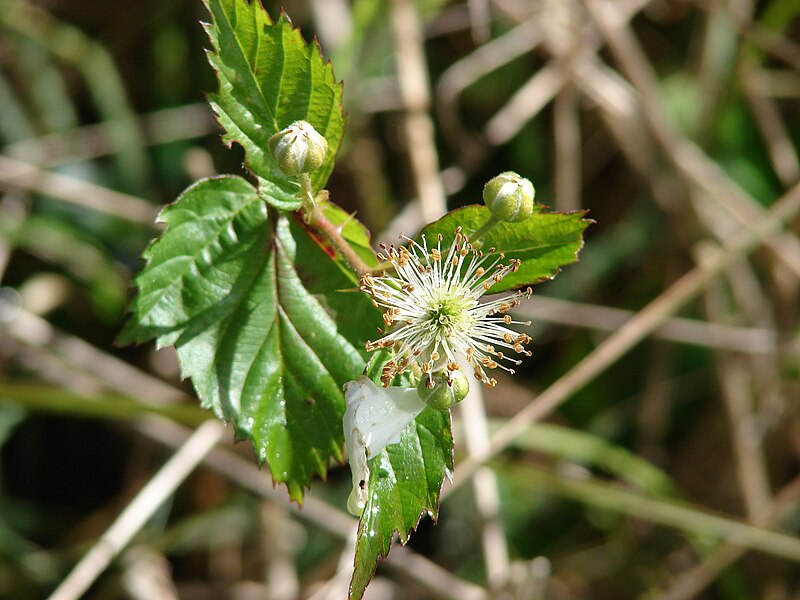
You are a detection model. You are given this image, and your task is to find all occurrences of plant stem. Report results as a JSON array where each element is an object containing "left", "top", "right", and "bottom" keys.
[
  {"left": 306, "top": 204, "right": 378, "bottom": 276},
  {"left": 298, "top": 172, "right": 316, "bottom": 219},
  {"left": 470, "top": 214, "right": 501, "bottom": 245},
  {"left": 297, "top": 172, "right": 312, "bottom": 198}
]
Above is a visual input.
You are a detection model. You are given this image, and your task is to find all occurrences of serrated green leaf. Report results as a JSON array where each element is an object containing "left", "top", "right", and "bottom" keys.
[
  {"left": 256, "top": 177, "right": 304, "bottom": 211},
  {"left": 350, "top": 407, "right": 453, "bottom": 600},
  {"left": 203, "top": 0, "right": 345, "bottom": 193},
  {"left": 120, "top": 176, "right": 378, "bottom": 501},
  {"left": 291, "top": 212, "right": 380, "bottom": 350},
  {"left": 419, "top": 205, "right": 591, "bottom": 293}
]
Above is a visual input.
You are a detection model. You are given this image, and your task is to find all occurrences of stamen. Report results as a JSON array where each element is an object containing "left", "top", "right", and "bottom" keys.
[{"left": 361, "top": 229, "right": 534, "bottom": 387}]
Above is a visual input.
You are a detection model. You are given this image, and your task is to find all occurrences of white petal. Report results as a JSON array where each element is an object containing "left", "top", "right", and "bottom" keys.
[{"left": 343, "top": 376, "right": 427, "bottom": 515}]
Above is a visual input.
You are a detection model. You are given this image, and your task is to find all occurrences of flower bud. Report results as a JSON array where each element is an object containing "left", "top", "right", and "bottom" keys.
[
  {"left": 416, "top": 370, "right": 469, "bottom": 411},
  {"left": 268, "top": 120, "right": 328, "bottom": 176},
  {"left": 482, "top": 171, "right": 535, "bottom": 223}
]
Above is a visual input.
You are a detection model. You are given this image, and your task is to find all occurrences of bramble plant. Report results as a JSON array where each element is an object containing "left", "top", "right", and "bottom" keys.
[{"left": 119, "top": 0, "right": 589, "bottom": 597}]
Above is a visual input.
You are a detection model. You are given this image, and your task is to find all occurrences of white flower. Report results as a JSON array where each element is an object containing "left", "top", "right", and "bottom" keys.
[
  {"left": 343, "top": 376, "right": 427, "bottom": 515},
  {"left": 360, "top": 229, "right": 532, "bottom": 388}
]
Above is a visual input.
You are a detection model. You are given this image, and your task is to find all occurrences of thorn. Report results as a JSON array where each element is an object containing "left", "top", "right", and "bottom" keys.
[{"left": 337, "top": 210, "right": 358, "bottom": 233}]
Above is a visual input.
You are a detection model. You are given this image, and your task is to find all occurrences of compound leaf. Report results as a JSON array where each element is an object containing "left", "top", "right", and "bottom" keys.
[{"left": 121, "top": 176, "right": 377, "bottom": 501}]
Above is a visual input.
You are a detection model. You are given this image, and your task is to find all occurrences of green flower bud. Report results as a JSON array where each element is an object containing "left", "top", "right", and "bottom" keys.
[
  {"left": 482, "top": 171, "right": 535, "bottom": 223},
  {"left": 268, "top": 120, "right": 328, "bottom": 176},
  {"left": 416, "top": 370, "right": 470, "bottom": 411}
]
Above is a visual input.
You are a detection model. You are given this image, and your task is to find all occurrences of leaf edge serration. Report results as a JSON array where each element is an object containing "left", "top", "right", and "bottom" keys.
[{"left": 201, "top": 0, "right": 347, "bottom": 195}]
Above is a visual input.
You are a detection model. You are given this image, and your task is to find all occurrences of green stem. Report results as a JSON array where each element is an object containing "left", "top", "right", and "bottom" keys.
[
  {"left": 298, "top": 172, "right": 316, "bottom": 220},
  {"left": 298, "top": 172, "right": 314, "bottom": 200},
  {"left": 470, "top": 214, "right": 501, "bottom": 245},
  {"left": 0, "top": 384, "right": 208, "bottom": 426}
]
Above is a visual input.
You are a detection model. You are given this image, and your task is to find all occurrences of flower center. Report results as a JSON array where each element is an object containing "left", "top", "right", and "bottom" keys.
[
  {"left": 425, "top": 293, "right": 471, "bottom": 333},
  {"left": 362, "top": 230, "right": 533, "bottom": 388}
]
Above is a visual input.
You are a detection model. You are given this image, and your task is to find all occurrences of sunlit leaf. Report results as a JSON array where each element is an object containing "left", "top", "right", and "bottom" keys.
[
  {"left": 120, "top": 176, "right": 377, "bottom": 500},
  {"left": 203, "top": 0, "right": 345, "bottom": 195},
  {"left": 419, "top": 205, "right": 591, "bottom": 293},
  {"left": 348, "top": 354, "right": 453, "bottom": 600},
  {"left": 349, "top": 408, "right": 452, "bottom": 600}
]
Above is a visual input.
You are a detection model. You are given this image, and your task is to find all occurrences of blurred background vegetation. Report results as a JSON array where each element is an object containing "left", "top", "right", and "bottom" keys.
[{"left": 1, "top": 0, "right": 800, "bottom": 598}]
